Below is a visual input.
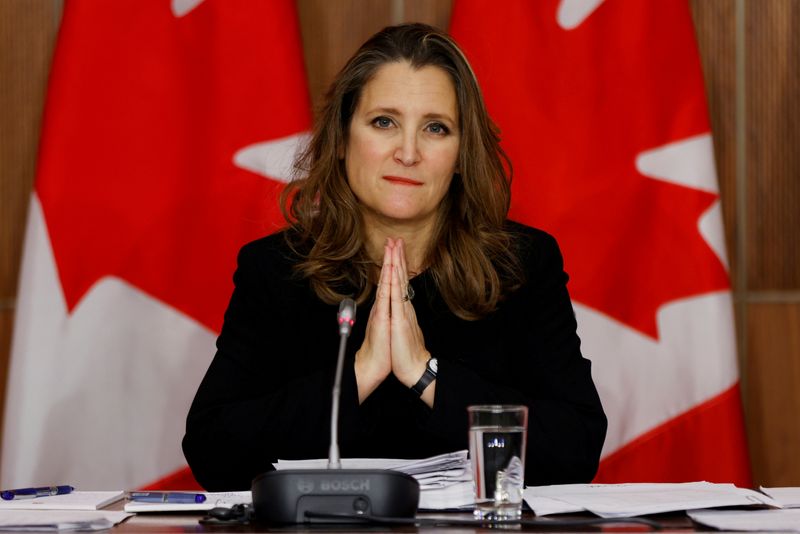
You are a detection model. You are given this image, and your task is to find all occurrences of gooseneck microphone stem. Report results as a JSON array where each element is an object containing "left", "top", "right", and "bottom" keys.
[
  {"left": 329, "top": 298, "right": 356, "bottom": 469},
  {"left": 328, "top": 334, "right": 348, "bottom": 469}
]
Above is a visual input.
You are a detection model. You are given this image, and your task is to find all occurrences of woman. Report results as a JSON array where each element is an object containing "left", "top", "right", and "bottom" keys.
[{"left": 182, "top": 23, "right": 606, "bottom": 491}]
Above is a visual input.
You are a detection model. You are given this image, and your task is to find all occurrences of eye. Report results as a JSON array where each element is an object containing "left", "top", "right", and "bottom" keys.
[
  {"left": 426, "top": 122, "right": 450, "bottom": 135},
  {"left": 371, "top": 116, "right": 393, "bottom": 129}
]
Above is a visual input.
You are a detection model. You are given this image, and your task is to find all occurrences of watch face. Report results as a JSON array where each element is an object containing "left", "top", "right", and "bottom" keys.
[{"left": 429, "top": 358, "right": 438, "bottom": 373}]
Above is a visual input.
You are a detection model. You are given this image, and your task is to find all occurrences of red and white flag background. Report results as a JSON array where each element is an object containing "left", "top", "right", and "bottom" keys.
[
  {"left": 3, "top": 0, "right": 751, "bottom": 489},
  {"left": 2, "top": 0, "right": 310, "bottom": 489},
  {"left": 451, "top": 0, "right": 751, "bottom": 484}
]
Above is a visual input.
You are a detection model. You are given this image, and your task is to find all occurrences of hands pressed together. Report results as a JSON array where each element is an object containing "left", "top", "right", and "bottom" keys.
[{"left": 354, "top": 238, "right": 435, "bottom": 407}]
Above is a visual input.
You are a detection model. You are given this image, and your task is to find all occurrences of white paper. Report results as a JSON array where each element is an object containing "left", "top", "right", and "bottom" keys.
[
  {"left": 761, "top": 487, "right": 800, "bottom": 508},
  {"left": 123, "top": 491, "right": 251, "bottom": 513},
  {"left": 523, "top": 482, "right": 780, "bottom": 518},
  {"left": 689, "top": 508, "right": 800, "bottom": 531},
  {"left": 275, "top": 450, "right": 468, "bottom": 477},
  {"left": 523, "top": 495, "right": 585, "bottom": 516},
  {"left": 0, "top": 510, "right": 131, "bottom": 531},
  {"left": 0, "top": 492, "right": 124, "bottom": 511}
]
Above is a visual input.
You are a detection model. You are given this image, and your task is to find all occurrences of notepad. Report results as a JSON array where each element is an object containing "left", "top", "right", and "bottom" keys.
[
  {"left": 0, "top": 491, "right": 125, "bottom": 511},
  {"left": 0, "top": 510, "right": 131, "bottom": 531}
]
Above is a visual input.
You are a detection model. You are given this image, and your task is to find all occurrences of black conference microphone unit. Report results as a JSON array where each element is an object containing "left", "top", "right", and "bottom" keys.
[{"left": 251, "top": 298, "right": 420, "bottom": 523}]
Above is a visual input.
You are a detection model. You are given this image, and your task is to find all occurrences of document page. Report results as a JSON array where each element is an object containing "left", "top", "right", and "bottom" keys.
[
  {"left": 760, "top": 487, "right": 800, "bottom": 508},
  {"left": 689, "top": 508, "right": 800, "bottom": 531},
  {"left": 524, "top": 482, "right": 780, "bottom": 518}
]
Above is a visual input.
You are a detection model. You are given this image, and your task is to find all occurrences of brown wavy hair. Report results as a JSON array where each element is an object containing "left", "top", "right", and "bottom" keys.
[{"left": 281, "top": 23, "right": 522, "bottom": 320}]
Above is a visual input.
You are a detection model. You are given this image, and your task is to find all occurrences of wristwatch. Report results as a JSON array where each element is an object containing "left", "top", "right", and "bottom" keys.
[{"left": 411, "top": 357, "right": 438, "bottom": 396}]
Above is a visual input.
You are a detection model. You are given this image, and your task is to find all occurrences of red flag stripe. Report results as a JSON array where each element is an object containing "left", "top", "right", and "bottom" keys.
[{"left": 596, "top": 383, "right": 752, "bottom": 486}]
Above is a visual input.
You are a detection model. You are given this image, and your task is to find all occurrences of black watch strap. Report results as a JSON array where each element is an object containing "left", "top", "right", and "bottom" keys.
[{"left": 411, "top": 357, "right": 438, "bottom": 396}]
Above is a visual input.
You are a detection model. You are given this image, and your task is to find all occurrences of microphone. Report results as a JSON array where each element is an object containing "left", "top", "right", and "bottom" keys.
[
  {"left": 329, "top": 298, "right": 356, "bottom": 468},
  {"left": 251, "top": 298, "right": 419, "bottom": 523}
]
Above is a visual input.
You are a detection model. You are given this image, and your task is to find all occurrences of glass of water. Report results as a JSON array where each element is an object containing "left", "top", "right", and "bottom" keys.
[{"left": 467, "top": 404, "right": 528, "bottom": 520}]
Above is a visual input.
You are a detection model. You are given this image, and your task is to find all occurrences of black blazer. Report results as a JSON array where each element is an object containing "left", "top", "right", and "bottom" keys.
[{"left": 182, "top": 222, "right": 607, "bottom": 491}]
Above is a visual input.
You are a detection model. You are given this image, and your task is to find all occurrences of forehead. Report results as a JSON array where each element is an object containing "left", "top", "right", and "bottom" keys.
[{"left": 356, "top": 61, "right": 458, "bottom": 117}]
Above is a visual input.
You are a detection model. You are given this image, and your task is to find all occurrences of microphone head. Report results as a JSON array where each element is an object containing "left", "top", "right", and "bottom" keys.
[{"left": 337, "top": 298, "right": 356, "bottom": 336}]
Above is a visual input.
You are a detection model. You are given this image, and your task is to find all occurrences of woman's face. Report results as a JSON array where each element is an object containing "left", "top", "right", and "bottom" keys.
[{"left": 345, "top": 61, "right": 460, "bottom": 229}]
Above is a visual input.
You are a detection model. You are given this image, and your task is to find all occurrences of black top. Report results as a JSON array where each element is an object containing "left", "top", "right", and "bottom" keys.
[{"left": 182, "top": 222, "right": 607, "bottom": 491}]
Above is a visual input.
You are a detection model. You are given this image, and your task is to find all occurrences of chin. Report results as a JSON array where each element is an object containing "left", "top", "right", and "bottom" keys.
[
  {"left": 371, "top": 202, "right": 420, "bottom": 221},
  {"left": 381, "top": 206, "right": 430, "bottom": 223}
]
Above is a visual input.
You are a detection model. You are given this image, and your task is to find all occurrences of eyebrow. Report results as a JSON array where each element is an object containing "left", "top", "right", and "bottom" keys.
[{"left": 365, "top": 107, "right": 457, "bottom": 125}]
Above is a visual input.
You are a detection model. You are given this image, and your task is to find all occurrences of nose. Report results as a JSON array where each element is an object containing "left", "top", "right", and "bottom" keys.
[{"left": 394, "top": 132, "right": 420, "bottom": 166}]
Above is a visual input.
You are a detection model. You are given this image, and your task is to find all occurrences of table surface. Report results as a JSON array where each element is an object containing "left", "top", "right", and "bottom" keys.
[{"left": 110, "top": 509, "right": 702, "bottom": 533}]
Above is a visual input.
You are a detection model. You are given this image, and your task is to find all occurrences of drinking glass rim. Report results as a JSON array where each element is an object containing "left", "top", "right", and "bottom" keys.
[{"left": 467, "top": 404, "right": 528, "bottom": 414}]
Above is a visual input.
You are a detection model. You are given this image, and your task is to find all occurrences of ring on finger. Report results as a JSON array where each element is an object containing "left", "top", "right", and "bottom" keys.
[{"left": 402, "top": 284, "right": 415, "bottom": 302}]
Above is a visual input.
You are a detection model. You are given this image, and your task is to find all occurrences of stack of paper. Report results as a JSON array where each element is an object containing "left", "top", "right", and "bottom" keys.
[
  {"left": 523, "top": 482, "right": 780, "bottom": 518},
  {"left": 274, "top": 450, "right": 474, "bottom": 510},
  {"left": 383, "top": 451, "right": 473, "bottom": 510}
]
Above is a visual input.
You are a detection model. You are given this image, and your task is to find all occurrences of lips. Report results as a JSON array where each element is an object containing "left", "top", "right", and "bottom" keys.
[{"left": 383, "top": 175, "right": 423, "bottom": 186}]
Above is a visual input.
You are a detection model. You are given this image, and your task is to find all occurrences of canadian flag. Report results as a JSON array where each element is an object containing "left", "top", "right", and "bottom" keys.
[
  {"left": 2, "top": 0, "right": 310, "bottom": 489},
  {"left": 451, "top": 0, "right": 751, "bottom": 484}
]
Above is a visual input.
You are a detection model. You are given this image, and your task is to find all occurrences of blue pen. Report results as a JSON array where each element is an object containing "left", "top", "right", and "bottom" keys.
[
  {"left": 0, "top": 485, "right": 74, "bottom": 500},
  {"left": 129, "top": 492, "right": 206, "bottom": 504}
]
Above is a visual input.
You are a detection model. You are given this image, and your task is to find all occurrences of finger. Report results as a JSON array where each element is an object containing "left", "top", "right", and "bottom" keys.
[
  {"left": 376, "top": 244, "right": 392, "bottom": 316},
  {"left": 367, "top": 297, "right": 378, "bottom": 321},
  {"left": 381, "top": 243, "right": 392, "bottom": 283},
  {"left": 395, "top": 238, "right": 409, "bottom": 286},
  {"left": 390, "top": 255, "right": 407, "bottom": 319},
  {"left": 393, "top": 242, "right": 412, "bottom": 308},
  {"left": 391, "top": 240, "right": 407, "bottom": 293}
]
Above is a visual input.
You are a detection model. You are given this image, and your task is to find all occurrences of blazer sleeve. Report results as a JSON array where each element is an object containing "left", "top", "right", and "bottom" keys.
[
  {"left": 181, "top": 240, "right": 365, "bottom": 491},
  {"left": 422, "top": 230, "right": 607, "bottom": 485}
]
